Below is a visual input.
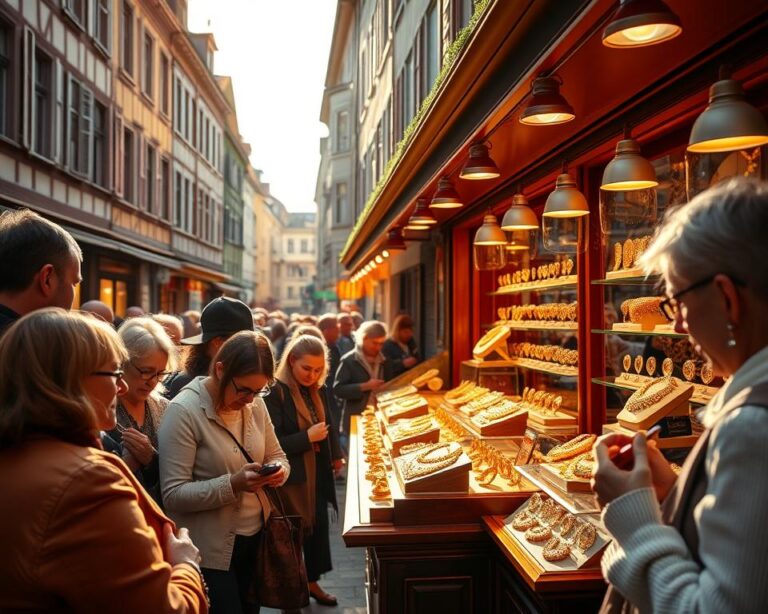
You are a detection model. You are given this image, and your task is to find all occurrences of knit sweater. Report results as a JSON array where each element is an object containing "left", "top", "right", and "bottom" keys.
[{"left": 601, "top": 345, "right": 768, "bottom": 613}]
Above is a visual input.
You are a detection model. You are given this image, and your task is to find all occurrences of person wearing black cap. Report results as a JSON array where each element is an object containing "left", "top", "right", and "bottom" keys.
[{"left": 163, "top": 297, "right": 255, "bottom": 400}]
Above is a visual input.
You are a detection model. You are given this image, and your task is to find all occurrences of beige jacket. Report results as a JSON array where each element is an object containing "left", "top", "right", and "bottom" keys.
[{"left": 158, "top": 377, "right": 289, "bottom": 571}]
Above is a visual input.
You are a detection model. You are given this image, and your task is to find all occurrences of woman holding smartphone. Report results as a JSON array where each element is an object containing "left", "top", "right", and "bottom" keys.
[
  {"left": 593, "top": 179, "right": 768, "bottom": 613},
  {"left": 265, "top": 333, "right": 344, "bottom": 607},
  {"left": 159, "top": 331, "right": 289, "bottom": 614}
]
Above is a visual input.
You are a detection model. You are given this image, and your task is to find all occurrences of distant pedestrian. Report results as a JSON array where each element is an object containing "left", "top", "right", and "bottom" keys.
[
  {"left": 349, "top": 311, "right": 363, "bottom": 330},
  {"left": 81, "top": 299, "right": 115, "bottom": 325},
  {"left": 0, "top": 209, "right": 82, "bottom": 337},
  {"left": 334, "top": 321, "right": 387, "bottom": 445},
  {"left": 317, "top": 313, "right": 342, "bottom": 430},
  {"left": 336, "top": 313, "right": 355, "bottom": 356},
  {"left": 382, "top": 314, "right": 421, "bottom": 380},
  {"left": 164, "top": 297, "right": 254, "bottom": 400},
  {"left": 153, "top": 313, "right": 185, "bottom": 345},
  {"left": 126, "top": 305, "right": 145, "bottom": 318}
]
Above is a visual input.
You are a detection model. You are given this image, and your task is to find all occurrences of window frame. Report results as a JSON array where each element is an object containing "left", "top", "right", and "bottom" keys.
[
  {"left": 119, "top": 1, "right": 134, "bottom": 79},
  {"left": 62, "top": 0, "right": 87, "bottom": 32},
  {"left": 141, "top": 29, "right": 154, "bottom": 101},
  {"left": 93, "top": 0, "right": 111, "bottom": 56}
]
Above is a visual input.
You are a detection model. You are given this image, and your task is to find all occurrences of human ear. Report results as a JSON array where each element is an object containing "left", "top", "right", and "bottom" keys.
[
  {"left": 38, "top": 264, "right": 56, "bottom": 297},
  {"left": 714, "top": 274, "right": 741, "bottom": 327}
]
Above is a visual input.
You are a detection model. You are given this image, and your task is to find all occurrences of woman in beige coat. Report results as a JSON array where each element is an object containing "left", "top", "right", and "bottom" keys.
[{"left": 159, "top": 331, "right": 289, "bottom": 614}]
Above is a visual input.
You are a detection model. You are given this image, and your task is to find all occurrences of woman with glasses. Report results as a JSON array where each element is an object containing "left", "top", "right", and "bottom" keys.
[
  {"left": 265, "top": 334, "right": 344, "bottom": 607},
  {"left": 594, "top": 179, "right": 768, "bottom": 613},
  {"left": 159, "top": 330, "right": 289, "bottom": 614},
  {"left": 106, "top": 317, "right": 178, "bottom": 503},
  {"left": 0, "top": 309, "right": 208, "bottom": 612}
]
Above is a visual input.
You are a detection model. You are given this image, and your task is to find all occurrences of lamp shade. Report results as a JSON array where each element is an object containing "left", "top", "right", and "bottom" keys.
[
  {"left": 459, "top": 143, "right": 501, "bottom": 180},
  {"left": 688, "top": 79, "right": 768, "bottom": 153},
  {"left": 603, "top": 0, "right": 682, "bottom": 48},
  {"left": 473, "top": 214, "right": 507, "bottom": 246},
  {"left": 408, "top": 198, "right": 438, "bottom": 225},
  {"left": 520, "top": 76, "right": 575, "bottom": 126},
  {"left": 430, "top": 178, "right": 463, "bottom": 208},
  {"left": 501, "top": 193, "right": 539, "bottom": 230},
  {"left": 383, "top": 227, "right": 407, "bottom": 251},
  {"left": 543, "top": 173, "right": 589, "bottom": 218},
  {"left": 602, "top": 138, "right": 658, "bottom": 190}
]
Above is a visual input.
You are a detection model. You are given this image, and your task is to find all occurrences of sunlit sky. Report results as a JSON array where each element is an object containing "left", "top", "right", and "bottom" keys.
[{"left": 188, "top": 0, "right": 337, "bottom": 212}]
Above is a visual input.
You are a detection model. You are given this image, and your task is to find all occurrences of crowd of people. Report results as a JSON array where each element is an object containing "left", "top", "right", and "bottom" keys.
[{"left": 0, "top": 207, "right": 422, "bottom": 613}]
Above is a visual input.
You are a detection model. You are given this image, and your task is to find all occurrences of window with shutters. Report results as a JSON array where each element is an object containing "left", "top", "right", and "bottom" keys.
[
  {"left": 160, "top": 157, "right": 170, "bottom": 219},
  {"left": 120, "top": 1, "right": 134, "bottom": 76},
  {"left": 300, "top": 239, "right": 309, "bottom": 254},
  {"left": 425, "top": 2, "right": 439, "bottom": 94},
  {"left": 93, "top": 0, "right": 111, "bottom": 54},
  {"left": 287, "top": 239, "right": 295, "bottom": 254},
  {"left": 92, "top": 100, "right": 108, "bottom": 188},
  {"left": 67, "top": 76, "right": 93, "bottom": 177},
  {"left": 63, "top": 0, "right": 86, "bottom": 30},
  {"left": 404, "top": 51, "right": 414, "bottom": 126},
  {"left": 183, "top": 177, "right": 192, "bottom": 233},
  {"left": 334, "top": 182, "right": 347, "bottom": 226},
  {"left": 0, "top": 21, "right": 9, "bottom": 138},
  {"left": 34, "top": 50, "right": 53, "bottom": 159},
  {"left": 142, "top": 32, "right": 153, "bottom": 99},
  {"left": 335, "top": 110, "right": 349, "bottom": 153},
  {"left": 174, "top": 170, "right": 183, "bottom": 226},
  {"left": 123, "top": 126, "right": 134, "bottom": 203},
  {"left": 145, "top": 142, "right": 155, "bottom": 211},
  {"left": 159, "top": 53, "right": 170, "bottom": 116}
]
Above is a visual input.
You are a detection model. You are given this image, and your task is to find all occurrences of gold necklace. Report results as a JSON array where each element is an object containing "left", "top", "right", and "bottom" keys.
[
  {"left": 624, "top": 376, "right": 678, "bottom": 414},
  {"left": 401, "top": 444, "right": 462, "bottom": 480}
]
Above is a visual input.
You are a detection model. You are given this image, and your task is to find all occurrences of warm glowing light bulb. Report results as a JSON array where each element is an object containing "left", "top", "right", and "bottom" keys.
[
  {"left": 382, "top": 250, "right": 390, "bottom": 258},
  {"left": 375, "top": 255, "right": 384, "bottom": 264},
  {"left": 623, "top": 23, "right": 663, "bottom": 42}
]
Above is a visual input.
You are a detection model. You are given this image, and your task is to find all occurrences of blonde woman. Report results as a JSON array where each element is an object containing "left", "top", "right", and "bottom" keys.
[
  {"left": 159, "top": 331, "right": 289, "bottom": 614},
  {"left": 108, "top": 317, "right": 178, "bottom": 503},
  {"left": 0, "top": 309, "right": 207, "bottom": 612},
  {"left": 265, "top": 334, "right": 344, "bottom": 607}
]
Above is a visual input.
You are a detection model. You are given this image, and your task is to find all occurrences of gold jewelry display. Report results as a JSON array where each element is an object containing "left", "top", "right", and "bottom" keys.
[
  {"left": 574, "top": 522, "right": 597, "bottom": 552},
  {"left": 623, "top": 376, "right": 678, "bottom": 414},
  {"left": 545, "top": 434, "right": 596, "bottom": 462},
  {"left": 613, "top": 242, "right": 622, "bottom": 271},
  {"left": 528, "top": 493, "right": 544, "bottom": 514},
  {"left": 400, "top": 443, "right": 462, "bottom": 481},
  {"left": 634, "top": 355, "right": 644, "bottom": 376},
  {"left": 543, "top": 537, "right": 571, "bottom": 562},
  {"left": 662, "top": 357, "right": 674, "bottom": 377},
  {"left": 512, "top": 510, "right": 539, "bottom": 531},
  {"left": 391, "top": 415, "right": 433, "bottom": 440},
  {"left": 646, "top": 356, "right": 657, "bottom": 377},
  {"left": 474, "top": 400, "right": 521, "bottom": 425},
  {"left": 682, "top": 360, "right": 696, "bottom": 382},
  {"left": 622, "top": 354, "right": 632, "bottom": 373},
  {"left": 445, "top": 380, "right": 475, "bottom": 400},
  {"left": 565, "top": 258, "right": 574, "bottom": 275},
  {"left": 369, "top": 477, "right": 391, "bottom": 501},
  {"left": 557, "top": 513, "right": 576, "bottom": 538},
  {"left": 622, "top": 238, "right": 635, "bottom": 269},
  {"left": 525, "top": 525, "right": 552, "bottom": 543},
  {"left": 701, "top": 363, "right": 714, "bottom": 385}
]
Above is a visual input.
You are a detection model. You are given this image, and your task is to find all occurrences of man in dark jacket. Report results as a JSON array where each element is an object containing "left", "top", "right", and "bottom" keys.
[
  {"left": 0, "top": 209, "right": 82, "bottom": 338},
  {"left": 317, "top": 313, "right": 342, "bottom": 428}
]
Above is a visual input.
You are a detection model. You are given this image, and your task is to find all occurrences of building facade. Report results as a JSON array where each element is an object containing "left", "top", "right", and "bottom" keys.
[
  {"left": 316, "top": 0, "right": 357, "bottom": 311},
  {"left": 0, "top": 0, "right": 251, "bottom": 317},
  {"left": 279, "top": 212, "right": 317, "bottom": 314}
]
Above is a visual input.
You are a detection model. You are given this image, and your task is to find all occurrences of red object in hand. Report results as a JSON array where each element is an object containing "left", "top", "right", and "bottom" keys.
[{"left": 611, "top": 425, "right": 661, "bottom": 470}]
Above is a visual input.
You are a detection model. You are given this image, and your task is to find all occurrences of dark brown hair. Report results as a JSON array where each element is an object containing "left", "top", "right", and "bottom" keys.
[
  {"left": 0, "top": 209, "right": 82, "bottom": 293},
  {"left": 210, "top": 331, "right": 275, "bottom": 408}
]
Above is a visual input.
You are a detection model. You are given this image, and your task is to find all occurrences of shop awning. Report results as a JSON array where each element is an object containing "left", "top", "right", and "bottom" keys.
[
  {"left": 180, "top": 262, "right": 231, "bottom": 284},
  {"left": 66, "top": 227, "right": 183, "bottom": 270},
  {"left": 215, "top": 281, "right": 247, "bottom": 296}
]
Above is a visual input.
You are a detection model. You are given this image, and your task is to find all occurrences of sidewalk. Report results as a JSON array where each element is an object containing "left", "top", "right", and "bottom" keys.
[{"left": 263, "top": 477, "right": 368, "bottom": 613}]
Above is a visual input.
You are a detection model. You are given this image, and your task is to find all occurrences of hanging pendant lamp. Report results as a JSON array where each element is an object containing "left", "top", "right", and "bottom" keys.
[
  {"left": 459, "top": 143, "right": 501, "bottom": 180},
  {"left": 473, "top": 213, "right": 507, "bottom": 245},
  {"left": 688, "top": 76, "right": 768, "bottom": 153},
  {"left": 602, "top": 0, "right": 682, "bottom": 48},
  {"left": 520, "top": 76, "right": 575, "bottom": 126},
  {"left": 408, "top": 198, "right": 438, "bottom": 226},
  {"left": 602, "top": 130, "right": 658, "bottom": 190},
  {"left": 383, "top": 227, "right": 407, "bottom": 251},
  {"left": 430, "top": 177, "right": 464, "bottom": 208},
  {"left": 473, "top": 212, "right": 507, "bottom": 270},
  {"left": 544, "top": 167, "right": 589, "bottom": 218},
  {"left": 501, "top": 193, "right": 539, "bottom": 230}
]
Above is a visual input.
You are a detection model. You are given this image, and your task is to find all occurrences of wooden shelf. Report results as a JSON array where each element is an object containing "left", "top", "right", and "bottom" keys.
[
  {"left": 591, "top": 273, "right": 660, "bottom": 286},
  {"left": 591, "top": 376, "right": 713, "bottom": 407},
  {"left": 591, "top": 327, "right": 686, "bottom": 338},
  {"left": 490, "top": 277, "right": 577, "bottom": 296},
  {"left": 511, "top": 358, "right": 578, "bottom": 378}
]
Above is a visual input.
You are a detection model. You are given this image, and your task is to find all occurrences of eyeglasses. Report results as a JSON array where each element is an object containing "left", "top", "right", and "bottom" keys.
[
  {"left": 91, "top": 370, "right": 125, "bottom": 382},
  {"left": 129, "top": 361, "right": 171, "bottom": 383},
  {"left": 659, "top": 274, "right": 745, "bottom": 321},
  {"left": 231, "top": 379, "right": 271, "bottom": 400}
]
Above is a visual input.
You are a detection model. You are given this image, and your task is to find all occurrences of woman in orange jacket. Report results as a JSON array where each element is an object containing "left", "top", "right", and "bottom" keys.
[{"left": 0, "top": 309, "right": 208, "bottom": 613}]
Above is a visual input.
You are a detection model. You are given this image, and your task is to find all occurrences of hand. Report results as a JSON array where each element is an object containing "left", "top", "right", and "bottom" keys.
[
  {"left": 403, "top": 357, "right": 418, "bottom": 368},
  {"left": 591, "top": 433, "right": 654, "bottom": 508},
  {"left": 121, "top": 448, "right": 141, "bottom": 472},
  {"left": 164, "top": 525, "right": 201, "bottom": 567},
  {"left": 121, "top": 428, "right": 155, "bottom": 466},
  {"left": 645, "top": 439, "right": 678, "bottom": 502},
  {"left": 332, "top": 458, "right": 346, "bottom": 477},
  {"left": 307, "top": 422, "right": 329, "bottom": 443},
  {"left": 361, "top": 378, "right": 384, "bottom": 392},
  {"left": 246, "top": 464, "right": 287, "bottom": 491},
  {"left": 230, "top": 462, "right": 263, "bottom": 493}
]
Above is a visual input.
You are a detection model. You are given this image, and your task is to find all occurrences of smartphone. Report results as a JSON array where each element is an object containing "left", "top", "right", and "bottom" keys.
[
  {"left": 256, "top": 462, "right": 281, "bottom": 476},
  {"left": 612, "top": 425, "right": 662, "bottom": 470}
]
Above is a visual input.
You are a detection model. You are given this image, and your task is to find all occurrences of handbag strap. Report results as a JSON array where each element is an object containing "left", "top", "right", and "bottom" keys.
[{"left": 202, "top": 402, "right": 255, "bottom": 464}]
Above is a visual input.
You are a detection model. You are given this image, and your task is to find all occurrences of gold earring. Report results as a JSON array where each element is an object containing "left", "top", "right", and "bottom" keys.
[{"left": 726, "top": 323, "right": 737, "bottom": 348}]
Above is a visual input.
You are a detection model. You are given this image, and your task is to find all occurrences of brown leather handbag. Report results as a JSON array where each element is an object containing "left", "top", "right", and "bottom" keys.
[{"left": 252, "top": 487, "right": 309, "bottom": 610}]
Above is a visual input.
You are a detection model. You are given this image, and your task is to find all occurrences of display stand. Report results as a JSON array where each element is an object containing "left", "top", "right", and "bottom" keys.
[
  {"left": 472, "top": 324, "right": 512, "bottom": 360},
  {"left": 602, "top": 422, "right": 699, "bottom": 449},
  {"left": 385, "top": 421, "right": 441, "bottom": 456},
  {"left": 380, "top": 396, "right": 429, "bottom": 423},
  {"left": 376, "top": 385, "right": 418, "bottom": 404},
  {"left": 537, "top": 463, "right": 592, "bottom": 493},
  {"left": 393, "top": 443, "right": 472, "bottom": 494},
  {"left": 616, "top": 378, "right": 694, "bottom": 431},
  {"left": 468, "top": 409, "right": 528, "bottom": 437}
]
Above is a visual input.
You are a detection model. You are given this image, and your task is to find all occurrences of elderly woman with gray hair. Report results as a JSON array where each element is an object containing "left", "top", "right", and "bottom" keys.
[
  {"left": 333, "top": 320, "right": 387, "bottom": 443},
  {"left": 107, "top": 316, "right": 178, "bottom": 503},
  {"left": 593, "top": 178, "right": 768, "bottom": 613}
]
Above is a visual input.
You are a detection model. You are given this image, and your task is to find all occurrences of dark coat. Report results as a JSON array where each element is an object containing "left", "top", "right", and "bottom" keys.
[
  {"left": 333, "top": 350, "right": 385, "bottom": 435},
  {"left": 264, "top": 381, "right": 341, "bottom": 512},
  {"left": 0, "top": 304, "right": 20, "bottom": 338},
  {"left": 382, "top": 337, "right": 420, "bottom": 381}
]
